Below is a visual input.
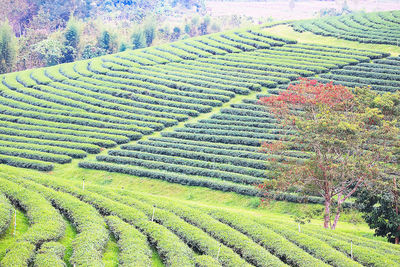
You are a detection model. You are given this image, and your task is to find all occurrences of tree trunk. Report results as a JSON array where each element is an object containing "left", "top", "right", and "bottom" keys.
[
  {"left": 324, "top": 197, "right": 331, "bottom": 229},
  {"left": 331, "top": 203, "right": 342, "bottom": 230}
]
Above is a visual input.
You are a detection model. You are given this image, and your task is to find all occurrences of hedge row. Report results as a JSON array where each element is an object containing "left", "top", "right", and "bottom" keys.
[
  {"left": 149, "top": 64, "right": 262, "bottom": 91},
  {"left": 0, "top": 94, "right": 157, "bottom": 132},
  {"left": 343, "top": 65, "right": 400, "bottom": 75},
  {"left": 0, "top": 146, "right": 71, "bottom": 164},
  {"left": 105, "top": 216, "right": 152, "bottom": 267},
  {"left": 117, "top": 144, "right": 268, "bottom": 170},
  {"left": 206, "top": 35, "right": 254, "bottom": 52},
  {"left": 77, "top": 76, "right": 211, "bottom": 115},
  {"left": 101, "top": 55, "right": 140, "bottom": 69},
  {"left": 317, "top": 78, "right": 398, "bottom": 93},
  {"left": 79, "top": 161, "right": 260, "bottom": 195},
  {"left": 250, "top": 50, "right": 348, "bottom": 68},
  {"left": 196, "top": 57, "right": 314, "bottom": 76},
  {"left": 312, "top": 225, "right": 400, "bottom": 263},
  {"left": 132, "top": 141, "right": 270, "bottom": 177},
  {"left": 159, "top": 62, "right": 281, "bottom": 88},
  {"left": 82, "top": 69, "right": 225, "bottom": 107},
  {"left": 98, "top": 153, "right": 264, "bottom": 185},
  {"left": 33, "top": 242, "right": 66, "bottom": 267},
  {"left": 97, "top": 188, "right": 250, "bottom": 267},
  {"left": 185, "top": 39, "right": 227, "bottom": 55},
  {"left": 120, "top": 191, "right": 285, "bottom": 267},
  {"left": 175, "top": 59, "right": 299, "bottom": 80},
  {"left": 47, "top": 81, "right": 186, "bottom": 124},
  {"left": 221, "top": 33, "right": 271, "bottom": 49},
  {"left": 319, "top": 73, "right": 400, "bottom": 88},
  {"left": 271, "top": 46, "right": 372, "bottom": 62},
  {"left": 236, "top": 31, "right": 286, "bottom": 46},
  {"left": 0, "top": 133, "right": 100, "bottom": 154},
  {"left": 302, "top": 226, "right": 400, "bottom": 264},
  {"left": 162, "top": 131, "right": 265, "bottom": 147},
  {"left": 246, "top": 50, "right": 340, "bottom": 69},
  {"left": 140, "top": 48, "right": 183, "bottom": 62},
  {"left": 301, "top": 227, "right": 398, "bottom": 266},
  {"left": 256, "top": 218, "right": 360, "bottom": 267},
  {"left": 205, "top": 208, "right": 328, "bottom": 267},
  {"left": 265, "top": 48, "right": 359, "bottom": 65},
  {"left": 1, "top": 242, "right": 36, "bottom": 267},
  {"left": 292, "top": 11, "right": 400, "bottom": 46},
  {"left": 9, "top": 176, "right": 109, "bottom": 266},
  {"left": 0, "top": 113, "right": 141, "bottom": 140},
  {"left": 0, "top": 126, "right": 117, "bottom": 148},
  {"left": 90, "top": 58, "right": 232, "bottom": 99},
  {"left": 148, "top": 137, "right": 264, "bottom": 152},
  {"left": 0, "top": 119, "right": 131, "bottom": 144},
  {"left": 128, "top": 67, "right": 251, "bottom": 95},
  {"left": 248, "top": 29, "right": 296, "bottom": 44},
  {"left": 174, "top": 127, "right": 285, "bottom": 141},
  {"left": 35, "top": 82, "right": 177, "bottom": 127},
  {"left": 183, "top": 122, "right": 291, "bottom": 135},
  {"left": 0, "top": 100, "right": 153, "bottom": 133},
  {"left": 170, "top": 42, "right": 213, "bottom": 57},
  {"left": 116, "top": 51, "right": 159, "bottom": 65},
  {"left": 219, "top": 53, "right": 329, "bottom": 74},
  {"left": 0, "top": 194, "right": 12, "bottom": 235},
  {"left": 155, "top": 45, "right": 198, "bottom": 60},
  {"left": 331, "top": 68, "right": 400, "bottom": 81},
  {"left": 27, "top": 176, "right": 196, "bottom": 266},
  {"left": 0, "top": 178, "right": 65, "bottom": 266},
  {"left": 194, "top": 255, "right": 222, "bottom": 267},
  {"left": 0, "top": 154, "right": 54, "bottom": 171},
  {"left": 0, "top": 85, "right": 75, "bottom": 112}
]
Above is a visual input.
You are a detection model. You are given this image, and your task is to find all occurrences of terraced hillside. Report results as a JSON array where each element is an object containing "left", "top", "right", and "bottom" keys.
[
  {"left": 1, "top": 10, "right": 400, "bottom": 267},
  {"left": 1, "top": 175, "right": 400, "bottom": 267},
  {"left": 0, "top": 28, "right": 293, "bottom": 171},
  {"left": 292, "top": 10, "right": 400, "bottom": 45},
  {"left": 79, "top": 44, "right": 388, "bottom": 196}
]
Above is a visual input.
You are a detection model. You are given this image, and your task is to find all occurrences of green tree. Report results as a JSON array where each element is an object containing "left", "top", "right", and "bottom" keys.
[
  {"left": 355, "top": 91, "right": 400, "bottom": 243},
  {"left": 131, "top": 29, "right": 147, "bottom": 49},
  {"left": 143, "top": 21, "right": 156, "bottom": 47},
  {"left": 97, "top": 30, "right": 117, "bottom": 54},
  {"left": 81, "top": 44, "right": 106, "bottom": 60},
  {"left": 62, "top": 20, "right": 80, "bottom": 63},
  {"left": 0, "top": 20, "right": 17, "bottom": 74},
  {"left": 32, "top": 38, "right": 64, "bottom": 66},
  {"left": 258, "top": 79, "right": 398, "bottom": 229}
]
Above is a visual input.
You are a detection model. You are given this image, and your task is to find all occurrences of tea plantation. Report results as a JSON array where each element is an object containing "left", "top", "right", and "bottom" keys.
[{"left": 0, "top": 10, "right": 399, "bottom": 267}]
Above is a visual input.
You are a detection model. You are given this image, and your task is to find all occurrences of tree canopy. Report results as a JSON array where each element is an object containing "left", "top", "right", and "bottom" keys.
[{"left": 258, "top": 78, "right": 399, "bottom": 229}]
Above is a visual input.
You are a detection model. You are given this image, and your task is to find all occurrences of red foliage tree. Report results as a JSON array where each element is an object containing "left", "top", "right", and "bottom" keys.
[{"left": 258, "top": 78, "right": 398, "bottom": 229}]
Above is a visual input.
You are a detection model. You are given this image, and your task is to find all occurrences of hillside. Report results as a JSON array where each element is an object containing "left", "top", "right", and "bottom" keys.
[{"left": 0, "top": 10, "right": 399, "bottom": 267}]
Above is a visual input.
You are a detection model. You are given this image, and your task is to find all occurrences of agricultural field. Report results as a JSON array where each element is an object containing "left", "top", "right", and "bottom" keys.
[
  {"left": 292, "top": 10, "right": 400, "bottom": 45},
  {"left": 0, "top": 9, "right": 399, "bottom": 267}
]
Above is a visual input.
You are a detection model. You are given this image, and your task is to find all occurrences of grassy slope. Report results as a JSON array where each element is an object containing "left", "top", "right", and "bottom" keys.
[{"left": 1, "top": 20, "right": 398, "bottom": 265}]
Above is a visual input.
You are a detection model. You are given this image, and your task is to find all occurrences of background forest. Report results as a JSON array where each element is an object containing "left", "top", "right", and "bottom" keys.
[{"left": 0, "top": 0, "right": 272, "bottom": 73}]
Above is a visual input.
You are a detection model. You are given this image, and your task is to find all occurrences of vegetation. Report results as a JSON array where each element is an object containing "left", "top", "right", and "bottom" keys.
[
  {"left": 258, "top": 78, "right": 399, "bottom": 229},
  {"left": 0, "top": 7, "right": 399, "bottom": 266},
  {"left": 292, "top": 10, "right": 400, "bottom": 46}
]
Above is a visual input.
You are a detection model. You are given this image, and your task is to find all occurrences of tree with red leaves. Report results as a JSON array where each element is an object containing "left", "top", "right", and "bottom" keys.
[{"left": 258, "top": 78, "right": 399, "bottom": 230}]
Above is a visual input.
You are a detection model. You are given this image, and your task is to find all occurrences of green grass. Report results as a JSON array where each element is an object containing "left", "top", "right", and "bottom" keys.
[
  {"left": 102, "top": 233, "right": 119, "bottom": 267},
  {"left": 264, "top": 25, "right": 400, "bottom": 56},
  {"left": 151, "top": 247, "right": 165, "bottom": 267},
  {"left": 58, "top": 216, "right": 77, "bottom": 267},
  {"left": 0, "top": 209, "right": 29, "bottom": 261}
]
